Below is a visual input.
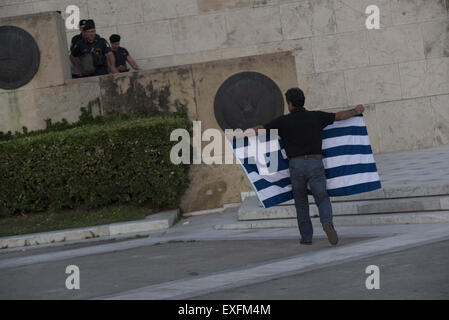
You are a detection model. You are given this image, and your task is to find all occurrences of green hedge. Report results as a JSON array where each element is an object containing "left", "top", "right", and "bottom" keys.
[
  {"left": 0, "top": 104, "right": 155, "bottom": 143},
  {"left": 0, "top": 115, "right": 191, "bottom": 217}
]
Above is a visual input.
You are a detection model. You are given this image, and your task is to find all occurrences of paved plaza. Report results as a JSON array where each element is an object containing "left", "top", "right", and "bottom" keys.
[{"left": 1, "top": 146, "right": 449, "bottom": 300}]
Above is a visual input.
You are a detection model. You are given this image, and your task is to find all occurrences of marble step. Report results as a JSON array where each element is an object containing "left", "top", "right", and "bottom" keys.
[
  {"left": 238, "top": 195, "right": 449, "bottom": 221},
  {"left": 216, "top": 211, "right": 449, "bottom": 230},
  {"left": 240, "top": 181, "right": 449, "bottom": 205}
]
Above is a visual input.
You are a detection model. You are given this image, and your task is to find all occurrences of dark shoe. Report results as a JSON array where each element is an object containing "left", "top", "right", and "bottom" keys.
[
  {"left": 300, "top": 239, "right": 313, "bottom": 245},
  {"left": 323, "top": 222, "right": 338, "bottom": 246}
]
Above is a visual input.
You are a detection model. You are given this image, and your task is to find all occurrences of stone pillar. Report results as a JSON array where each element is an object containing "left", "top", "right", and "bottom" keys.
[{"left": 0, "top": 11, "right": 71, "bottom": 133}]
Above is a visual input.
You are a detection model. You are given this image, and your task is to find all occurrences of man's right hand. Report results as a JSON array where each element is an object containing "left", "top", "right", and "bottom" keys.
[{"left": 355, "top": 105, "right": 365, "bottom": 115}]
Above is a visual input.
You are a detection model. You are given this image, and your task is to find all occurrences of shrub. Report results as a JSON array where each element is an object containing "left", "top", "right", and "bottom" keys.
[
  {"left": 0, "top": 103, "right": 154, "bottom": 143},
  {"left": 0, "top": 114, "right": 191, "bottom": 217}
]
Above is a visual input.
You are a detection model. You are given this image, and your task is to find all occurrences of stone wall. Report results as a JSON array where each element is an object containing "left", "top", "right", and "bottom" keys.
[
  {"left": 1, "top": 0, "right": 448, "bottom": 153},
  {"left": 0, "top": 21, "right": 298, "bottom": 211},
  {"left": 0, "top": 11, "right": 72, "bottom": 133},
  {"left": 1, "top": 1, "right": 449, "bottom": 212}
]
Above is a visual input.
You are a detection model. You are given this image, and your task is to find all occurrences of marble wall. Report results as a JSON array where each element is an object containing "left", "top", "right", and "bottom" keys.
[{"left": 1, "top": 0, "right": 449, "bottom": 154}]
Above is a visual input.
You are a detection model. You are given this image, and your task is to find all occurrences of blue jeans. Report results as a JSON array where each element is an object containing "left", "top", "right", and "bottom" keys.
[{"left": 289, "top": 158, "right": 333, "bottom": 242}]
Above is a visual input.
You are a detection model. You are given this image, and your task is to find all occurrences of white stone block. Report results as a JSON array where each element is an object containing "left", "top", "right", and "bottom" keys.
[
  {"left": 0, "top": 3, "right": 34, "bottom": 18},
  {"left": 344, "top": 64, "right": 402, "bottom": 105},
  {"left": 258, "top": 38, "right": 315, "bottom": 74},
  {"left": 171, "top": 14, "right": 227, "bottom": 54},
  {"left": 143, "top": 0, "right": 198, "bottom": 22},
  {"left": 367, "top": 24, "right": 425, "bottom": 65},
  {"left": 87, "top": 0, "right": 143, "bottom": 28},
  {"left": 300, "top": 71, "right": 348, "bottom": 109},
  {"left": 109, "top": 221, "right": 168, "bottom": 236},
  {"left": 375, "top": 97, "right": 435, "bottom": 153},
  {"left": 280, "top": 0, "right": 335, "bottom": 40},
  {"left": 421, "top": 19, "right": 449, "bottom": 59},
  {"left": 391, "top": 0, "right": 447, "bottom": 25},
  {"left": 312, "top": 31, "right": 369, "bottom": 73},
  {"left": 225, "top": 6, "right": 282, "bottom": 47},
  {"left": 431, "top": 94, "right": 449, "bottom": 146},
  {"left": 197, "top": 0, "right": 251, "bottom": 14},
  {"left": 118, "top": 21, "right": 174, "bottom": 59},
  {"left": 399, "top": 57, "right": 449, "bottom": 99}
]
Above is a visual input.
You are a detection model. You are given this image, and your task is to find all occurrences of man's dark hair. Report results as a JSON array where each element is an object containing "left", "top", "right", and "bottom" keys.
[
  {"left": 285, "top": 88, "right": 305, "bottom": 108},
  {"left": 83, "top": 19, "right": 95, "bottom": 31},
  {"left": 110, "top": 34, "right": 121, "bottom": 43}
]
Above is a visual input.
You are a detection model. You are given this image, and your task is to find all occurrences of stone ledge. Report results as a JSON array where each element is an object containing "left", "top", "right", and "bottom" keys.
[
  {"left": 216, "top": 211, "right": 449, "bottom": 230},
  {"left": 182, "top": 203, "right": 241, "bottom": 217},
  {"left": 238, "top": 195, "right": 449, "bottom": 221},
  {"left": 0, "top": 209, "right": 180, "bottom": 250}
]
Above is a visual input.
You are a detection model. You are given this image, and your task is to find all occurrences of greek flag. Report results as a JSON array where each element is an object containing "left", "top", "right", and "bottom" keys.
[{"left": 230, "top": 115, "right": 382, "bottom": 208}]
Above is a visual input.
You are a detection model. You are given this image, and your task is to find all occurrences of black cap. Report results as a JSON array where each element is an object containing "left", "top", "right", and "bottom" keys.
[
  {"left": 84, "top": 19, "right": 95, "bottom": 31},
  {"left": 79, "top": 19, "right": 88, "bottom": 28},
  {"left": 110, "top": 34, "right": 121, "bottom": 43}
]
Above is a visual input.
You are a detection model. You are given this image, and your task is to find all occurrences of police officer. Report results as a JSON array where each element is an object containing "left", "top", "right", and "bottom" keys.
[
  {"left": 70, "top": 19, "right": 87, "bottom": 49},
  {"left": 109, "top": 34, "right": 140, "bottom": 72},
  {"left": 70, "top": 19, "right": 87, "bottom": 78},
  {"left": 70, "top": 20, "right": 118, "bottom": 77}
]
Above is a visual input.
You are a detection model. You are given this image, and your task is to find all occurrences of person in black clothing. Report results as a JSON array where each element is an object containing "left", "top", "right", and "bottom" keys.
[
  {"left": 229, "top": 88, "right": 365, "bottom": 246},
  {"left": 70, "top": 19, "right": 87, "bottom": 78},
  {"left": 70, "top": 19, "right": 87, "bottom": 48},
  {"left": 70, "top": 19, "right": 101, "bottom": 49},
  {"left": 70, "top": 20, "right": 118, "bottom": 77},
  {"left": 109, "top": 34, "right": 140, "bottom": 72}
]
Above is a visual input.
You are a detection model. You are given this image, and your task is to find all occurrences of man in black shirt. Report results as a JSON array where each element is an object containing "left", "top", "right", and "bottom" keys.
[
  {"left": 70, "top": 19, "right": 87, "bottom": 78},
  {"left": 70, "top": 19, "right": 87, "bottom": 48},
  {"left": 70, "top": 20, "right": 118, "bottom": 77},
  {"left": 251, "top": 88, "right": 365, "bottom": 246},
  {"left": 109, "top": 34, "right": 140, "bottom": 73}
]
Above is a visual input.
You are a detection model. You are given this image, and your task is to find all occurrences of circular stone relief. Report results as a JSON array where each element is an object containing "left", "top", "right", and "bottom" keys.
[
  {"left": 0, "top": 26, "right": 40, "bottom": 90},
  {"left": 214, "top": 71, "right": 284, "bottom": 131}
]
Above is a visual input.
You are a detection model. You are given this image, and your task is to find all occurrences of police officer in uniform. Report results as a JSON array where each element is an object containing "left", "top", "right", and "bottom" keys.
[
  {"left": 70, "top": 19, "right": 87, "bottom": 78},
  {"left": 109, "top": 34, "right": 140, "bottom": 73},
  {"left": 70, "top": 20, "right": 118, "bottom": 77},
  {"left": 70, "top": 19, "right": 87, "bottom": 48}
]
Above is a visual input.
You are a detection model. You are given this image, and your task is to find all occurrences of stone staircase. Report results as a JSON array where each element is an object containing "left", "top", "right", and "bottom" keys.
[{"left": 215, "top": 146, "right": 449, "bottom": 230}]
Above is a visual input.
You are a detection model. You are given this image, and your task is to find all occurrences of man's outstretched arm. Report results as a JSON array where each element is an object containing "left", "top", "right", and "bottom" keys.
[{"left": 335, "top": 105, "right": 365, "bottom": 121}]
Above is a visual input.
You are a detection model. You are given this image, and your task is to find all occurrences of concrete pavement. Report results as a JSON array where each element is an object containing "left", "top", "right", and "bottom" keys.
[
  {"left": 1, "top": 145, "right": 449, "bottom": 300},
  {"left": 193, "top": 240, "right": 449, "bottom": 300},
  {"left": 0, "top": 208, "right": 448, "bottom": 300}
]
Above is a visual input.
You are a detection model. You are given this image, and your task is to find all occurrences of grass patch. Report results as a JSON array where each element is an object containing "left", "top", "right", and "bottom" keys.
[{"left": 0, "top": 204, "right": 154, "bottom": 238}]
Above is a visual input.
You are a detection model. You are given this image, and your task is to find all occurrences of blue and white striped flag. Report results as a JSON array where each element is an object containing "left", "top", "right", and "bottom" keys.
[{"left": 230, "top": 115, "right": 382, "bottom": 208}]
